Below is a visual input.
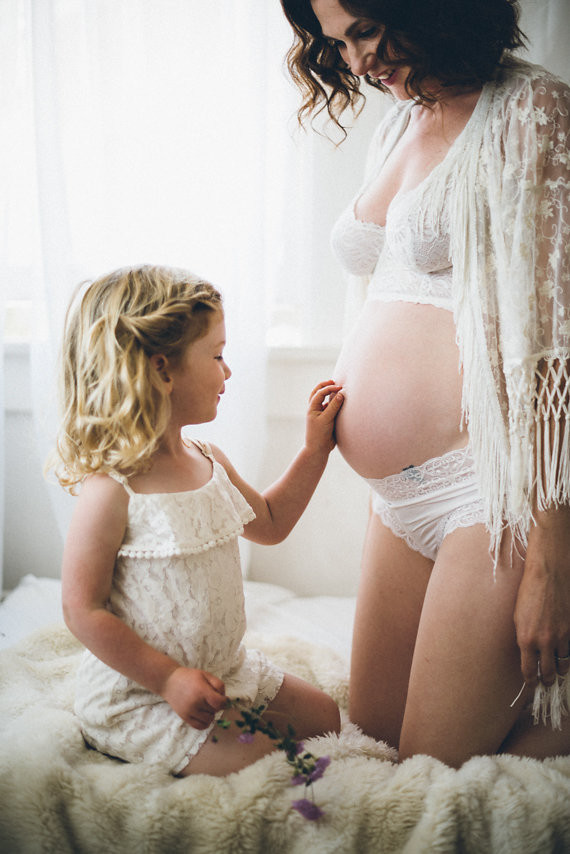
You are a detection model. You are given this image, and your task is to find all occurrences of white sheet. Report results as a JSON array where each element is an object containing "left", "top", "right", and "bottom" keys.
[
  {"left": 2, "top": 576, "right": 570, "bottom": 852},
  {"left": 0, "top": 575, "right": 356, "bottom": 661}
]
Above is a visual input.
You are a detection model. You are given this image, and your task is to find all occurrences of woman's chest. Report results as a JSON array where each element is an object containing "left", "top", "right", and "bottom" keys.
[{"left": 357, "top": 124, "right": 454, "bottom": 226}]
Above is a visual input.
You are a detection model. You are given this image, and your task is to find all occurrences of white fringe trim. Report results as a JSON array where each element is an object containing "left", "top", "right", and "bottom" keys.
[
  {"left": 534, "top": 356, "right": 570, "bottom": 511},
  {"left": 531, "top": 673, "right": 570, "bottom": 730}
]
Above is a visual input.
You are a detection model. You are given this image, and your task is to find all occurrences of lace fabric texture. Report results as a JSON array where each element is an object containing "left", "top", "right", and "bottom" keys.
[
  {"left": 330, "top": 206, "right": 385, "bottom": 277},
  {"left": 368, "top": 446, "right": 476, "bottom": 501},
  {"left": 366, "top": 245, "right": 453, "bottom": 311},
  {"left": 117, "top": 456, "right": 254, "bottom": 557},
  {"left": 74, "top": 443, "right": 284, "bottom": 773},
  {"left": 367, "top": 447, "right": 486, "bottom": 560},
  {"left": 330, "top": 98, "right": 453, "bottom": 311},
  {"left": 447, "top": 61, "right": 570, "bottom": 544}
]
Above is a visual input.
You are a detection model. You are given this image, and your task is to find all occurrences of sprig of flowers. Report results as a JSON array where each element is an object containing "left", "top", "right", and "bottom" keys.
[{"left": 216, "top": 699, "right": 330, "bottom": 820}]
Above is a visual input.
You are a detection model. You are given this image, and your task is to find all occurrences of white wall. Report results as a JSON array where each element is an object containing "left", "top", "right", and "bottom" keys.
[
  {"left": 4, "top": 346, "right": 63, "bottom": 589},
  {"left": 249, "top": 348, "right": 369, "bottom": 598},
  {"left": 3, "top": 345, "right": 369, "bottom": 596}
]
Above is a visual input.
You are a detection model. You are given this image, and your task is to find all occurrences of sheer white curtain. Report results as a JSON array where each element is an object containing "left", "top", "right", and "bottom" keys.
[{"left": 3, "top": 0, "right": 308, "bottom": 579}]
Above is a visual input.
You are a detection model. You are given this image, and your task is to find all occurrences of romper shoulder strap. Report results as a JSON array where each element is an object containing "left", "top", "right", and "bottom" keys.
[
  {"left": 182, "top": 436, "right": 215, "bottom": 462},
  {"left": 108, "top": 470, "right": 136, "bottom": 497}
]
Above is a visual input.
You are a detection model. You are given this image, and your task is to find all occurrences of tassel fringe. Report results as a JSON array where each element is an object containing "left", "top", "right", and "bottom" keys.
[{"left": 531, "top": 673, "right": 570, "bottom": 730}]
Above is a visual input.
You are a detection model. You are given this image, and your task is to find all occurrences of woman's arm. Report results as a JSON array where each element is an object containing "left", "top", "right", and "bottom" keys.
[
  {"left": 514, "top": 502, "right": 570, "bottom": 688},
  {"left": 61, "top": 475, "right": 226, "bottom": 727},
  {"left": 514, "top": 358, "right": 570, "bottom": 690},
  {"left": 507, "top": 74, "right": 570, "bottom": 694},
  {"left": 213, "top": 380, "right": 344, "bottom": 545}
]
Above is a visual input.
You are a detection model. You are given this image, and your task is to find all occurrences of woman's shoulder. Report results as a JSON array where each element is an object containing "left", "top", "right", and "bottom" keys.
[
  {"left": 366, "top": 99, "right": 414, "bottom": 168},
  {"left": 370, "top": 98, "right": 412, "bottom": 137},
  {"left": 491, "top": 58, "right": 570, "bottom": 109}
]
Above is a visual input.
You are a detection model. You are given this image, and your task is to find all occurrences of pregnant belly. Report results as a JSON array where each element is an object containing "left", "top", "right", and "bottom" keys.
[{"left": 334, "top": 301, "right": 467, "bottom": 480}]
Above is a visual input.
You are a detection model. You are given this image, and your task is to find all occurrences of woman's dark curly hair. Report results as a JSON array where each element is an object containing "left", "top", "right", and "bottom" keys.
[{"left": 280, "top": 0, "right": 526, "bottom": 130}]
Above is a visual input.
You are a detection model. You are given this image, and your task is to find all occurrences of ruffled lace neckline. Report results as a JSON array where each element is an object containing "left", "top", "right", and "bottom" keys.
[{"left": 116, "top": 457, "right": 255, "bottom": 558}]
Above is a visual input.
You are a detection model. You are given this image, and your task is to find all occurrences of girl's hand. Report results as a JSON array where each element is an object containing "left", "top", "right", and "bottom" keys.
[
  {"left": 211, "top": 380, "right": 343, "bottom": 545},
  {"left": 514, "top": 504, "right": 570, "bottom": 688},
  {"left": 162, "top": 667, "right": 227, "bottom": 729},
  {"left": 305, "top": 380, "right": 344, "bottom": 456}
]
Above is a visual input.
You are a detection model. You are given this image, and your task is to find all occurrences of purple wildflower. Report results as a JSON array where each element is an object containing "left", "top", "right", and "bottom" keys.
[
  {"left": 308, "top": 755, "right": 330, "bottom": 782},
  {"left": 292, "top": 798, "right": 324, "bottom": 821},
  {"left": 291, "top": 774, "right": 306, "bottom": 786},
  {"left": 295, "top": 741, "right": 305, "bottom": 755},
  {"left": 237, "top": 732, "right": 255, "bottom": 744}
]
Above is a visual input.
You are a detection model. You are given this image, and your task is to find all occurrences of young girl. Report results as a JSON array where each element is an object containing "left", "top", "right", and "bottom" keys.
[{"left": 53, "top": 264, "right": 342, "bottom": 777}]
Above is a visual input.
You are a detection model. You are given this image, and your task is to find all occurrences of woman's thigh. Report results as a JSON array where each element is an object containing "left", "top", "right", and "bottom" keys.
[
  {"left": 349, "top": 511, "right": 433, "bottom": 747},
  {"left": 399, "top": 523, "right": 526, "bottom": 767}
]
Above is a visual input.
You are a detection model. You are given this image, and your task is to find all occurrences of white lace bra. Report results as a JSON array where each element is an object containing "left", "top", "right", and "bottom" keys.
[{"left": 331, "top": 124, "right": 454, "bottom": 312}]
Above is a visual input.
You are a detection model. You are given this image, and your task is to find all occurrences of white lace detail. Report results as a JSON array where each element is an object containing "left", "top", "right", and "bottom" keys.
[
  {"left": 367, "top": 446, "right": 486, "bottom": 560},
  {"left": 368, "top": 446, "right": 475, "bottom": 501},
  {"left": 331, "top": 103, "right": 453, "bottom": 311},
  {"left": 117, "top": 458, "right": 255, "bottom": 557},
  {"left": 447, "top": 61, "right": 570, "bottom": 550},
  {"left": 330, "top": 206, "right": 385, "bottom": 276},
  {"left": 366, "top": 245, "right": 453, "bottom": 311}
]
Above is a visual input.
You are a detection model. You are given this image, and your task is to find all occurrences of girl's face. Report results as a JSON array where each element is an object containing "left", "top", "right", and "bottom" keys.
[
  {"left": 310, "top": 0, "right": 412, "bottom": 99},
  {"left": 167, "top": 311, "right": 231, "bottom": 425}
]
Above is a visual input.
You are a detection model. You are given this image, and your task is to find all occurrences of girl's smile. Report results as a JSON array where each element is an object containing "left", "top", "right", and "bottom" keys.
[{"left": 167, "top": 312, "right": 231, "bottom": 426}]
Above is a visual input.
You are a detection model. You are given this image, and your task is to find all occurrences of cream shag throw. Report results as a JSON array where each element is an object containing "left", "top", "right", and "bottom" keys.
[{"left": 1, "top": 626, "right": 570, "bottom": 853}]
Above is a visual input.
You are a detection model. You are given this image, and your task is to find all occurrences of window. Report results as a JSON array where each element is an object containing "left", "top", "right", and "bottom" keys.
[{"left": 2, "top": 0, "right": 384, "bottom": 351}]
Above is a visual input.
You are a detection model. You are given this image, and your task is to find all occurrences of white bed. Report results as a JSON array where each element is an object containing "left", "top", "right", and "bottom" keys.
[{"left": 1, "top": 575, "right": 569, "bottom": 853}]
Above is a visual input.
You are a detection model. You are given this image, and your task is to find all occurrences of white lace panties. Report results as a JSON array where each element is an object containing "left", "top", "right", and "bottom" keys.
[{"left": 366, "top": 446, "right": 486, "bottom": 560}]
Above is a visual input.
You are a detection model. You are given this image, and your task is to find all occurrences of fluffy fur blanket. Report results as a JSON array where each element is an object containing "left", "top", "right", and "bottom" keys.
[{"left": 1, "top": 625, "right": 569, "bottom": 853}]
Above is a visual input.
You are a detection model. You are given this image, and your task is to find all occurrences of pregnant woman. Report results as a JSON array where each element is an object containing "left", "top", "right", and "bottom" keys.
[{"left": 280, "top": 0, "right": 570, "bottom": 766}]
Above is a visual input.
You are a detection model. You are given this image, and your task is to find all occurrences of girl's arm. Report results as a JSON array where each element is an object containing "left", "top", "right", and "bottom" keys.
[
  {"left": 61, "top": 475, "right": 226, "bottom": 728},
  {"left": 213, "top": 380, "right": 344, "bottom": 545}
]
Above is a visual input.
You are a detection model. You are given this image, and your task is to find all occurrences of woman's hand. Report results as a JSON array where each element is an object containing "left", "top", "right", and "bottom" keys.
[
  {"left": 305, "top": 380, "right": 344, "bottom": 456},
  {"left": 514, "top": 504, "right": 570, "bottom": 688},
  {"left": 162, "top": 667, "right": 227, "bottom": 729}
]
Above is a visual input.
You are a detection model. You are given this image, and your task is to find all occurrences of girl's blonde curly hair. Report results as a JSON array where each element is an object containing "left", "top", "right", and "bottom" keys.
[{"left": 50, "top": 264, "right": 222, "bottom": 492}]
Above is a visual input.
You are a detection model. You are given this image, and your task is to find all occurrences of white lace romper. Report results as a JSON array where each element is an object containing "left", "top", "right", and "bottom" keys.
[{"left": 74, "top": 440, "right": 284, "bottom": 775}]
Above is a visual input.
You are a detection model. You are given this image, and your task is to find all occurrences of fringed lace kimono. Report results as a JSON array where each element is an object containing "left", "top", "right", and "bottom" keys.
[
  {"left": 448, "top": 60, "right": 570, "bottom": 549},
  {"left": 454, "top": 60, "right": 570, "bottom": 728},
  {"left": 353, "top": 59, "right": 570, "bottom": 726}
]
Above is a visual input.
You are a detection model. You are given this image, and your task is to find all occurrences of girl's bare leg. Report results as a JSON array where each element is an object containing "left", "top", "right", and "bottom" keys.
[
  {"left": 349, "top": 511, "right": 434, "bottom": 748},
  {"left": 399, "top": 523, "right": 570, "bottom": 766},
  {"left": 180, "top": 673, "right": 340, "bottom": 777}
]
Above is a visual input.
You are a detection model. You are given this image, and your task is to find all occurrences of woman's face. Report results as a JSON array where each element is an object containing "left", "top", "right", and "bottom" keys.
[{"left": 310, "top": 0, "right": 411, "bottom": 99}]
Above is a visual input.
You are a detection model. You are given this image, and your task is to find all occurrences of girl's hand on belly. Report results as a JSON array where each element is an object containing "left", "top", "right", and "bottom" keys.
[{"left": 305, "top": 380, "right": 345, "bottom": 455}]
